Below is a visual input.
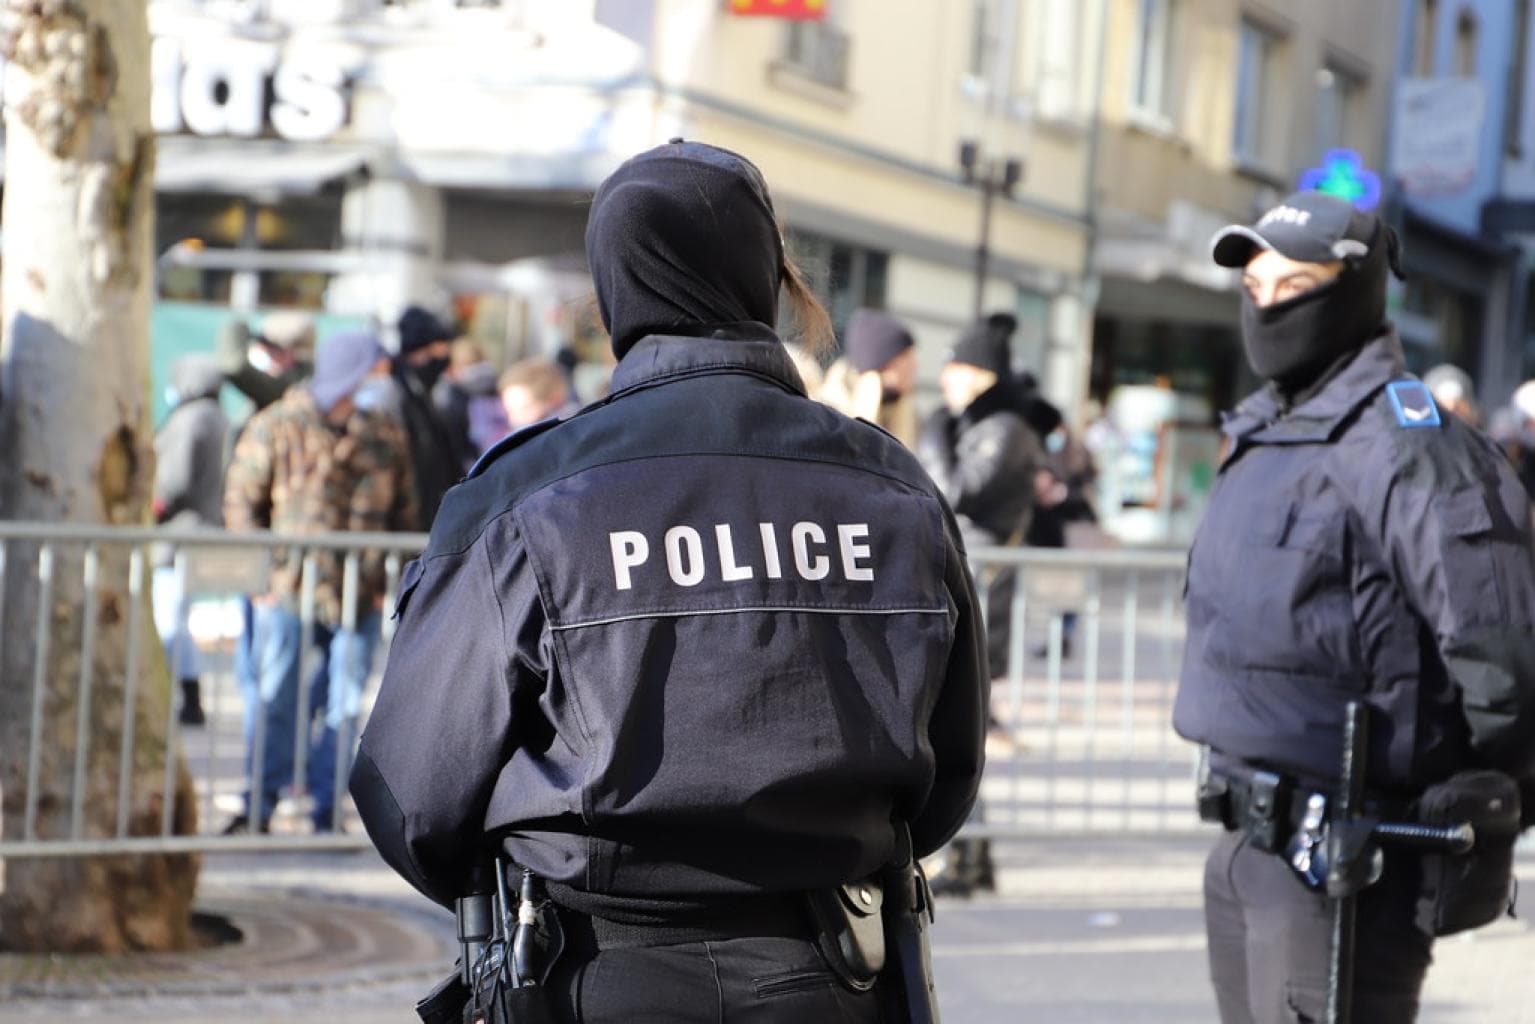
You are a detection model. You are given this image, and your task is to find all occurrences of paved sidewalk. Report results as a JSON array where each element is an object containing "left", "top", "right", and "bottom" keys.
[{"left": 4, "top": 838, "right": 1535, "bottom": 1022}]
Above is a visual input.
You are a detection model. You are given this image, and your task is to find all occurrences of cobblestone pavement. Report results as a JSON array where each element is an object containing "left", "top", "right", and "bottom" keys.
[{"left": 4, "top": 840, "right": 1535, "bottom": 1023}]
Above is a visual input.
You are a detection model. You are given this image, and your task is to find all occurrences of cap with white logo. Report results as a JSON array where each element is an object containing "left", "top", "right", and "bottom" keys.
[{"left": 1210, "top": 190, "right": 1380, "bottom": 269}]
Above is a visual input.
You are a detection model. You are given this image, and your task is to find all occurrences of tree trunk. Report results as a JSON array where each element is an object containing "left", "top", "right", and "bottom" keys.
[{"left": 0, "top": 0, "right": 199, "bottom": 953}]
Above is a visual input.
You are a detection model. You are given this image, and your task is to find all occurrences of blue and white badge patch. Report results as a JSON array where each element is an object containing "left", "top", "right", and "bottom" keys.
[{"left": 1386, "top": 380, "right": 1442, "bottom": 429}]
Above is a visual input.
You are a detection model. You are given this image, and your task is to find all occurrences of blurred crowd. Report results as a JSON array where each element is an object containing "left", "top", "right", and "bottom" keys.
[{"left": 147, "top": 300, "right": 1098, "bottom": 839}]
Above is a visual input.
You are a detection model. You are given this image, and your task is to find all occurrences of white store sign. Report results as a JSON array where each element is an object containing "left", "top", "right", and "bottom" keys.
[{"left": 152, "top": 36, "right": 353, "bottom": 143}]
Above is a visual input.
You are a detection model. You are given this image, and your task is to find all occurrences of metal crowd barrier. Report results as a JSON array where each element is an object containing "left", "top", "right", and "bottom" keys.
[{"left": 0, "top": 525, "right": 1196, "bottom": 859}]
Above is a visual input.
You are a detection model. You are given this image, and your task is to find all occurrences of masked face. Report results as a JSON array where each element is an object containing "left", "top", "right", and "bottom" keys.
[
  {"left": 1238, "top": 245, "right": 1388, "bottom": 388},
  {"left": 353, "top": 376, "right": 393, "bottom": 412}
]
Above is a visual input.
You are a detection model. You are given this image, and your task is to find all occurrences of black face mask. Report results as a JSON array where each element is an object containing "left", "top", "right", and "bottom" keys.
[
  {"left": 1239, "top": 247, "right": 1389, "bottom": 390},
  {"left": 409, "top": 356, "right": 450, "bottom": 390},
  {"left": 881, "top": 387, "right": 904, "bottom": 407}
]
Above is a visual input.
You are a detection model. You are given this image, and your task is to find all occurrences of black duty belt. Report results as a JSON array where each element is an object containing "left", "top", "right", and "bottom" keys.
[
  {"left": 554, "top": 895, "right": 813, "bottom": 953},
  {"left": 1201, "top": 768, "right": 1413, "bottom": 855}
]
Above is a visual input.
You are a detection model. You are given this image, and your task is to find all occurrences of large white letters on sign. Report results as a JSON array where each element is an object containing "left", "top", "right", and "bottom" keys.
[{"left": 151, "top": 36, "right": 351, "bottom": 141}]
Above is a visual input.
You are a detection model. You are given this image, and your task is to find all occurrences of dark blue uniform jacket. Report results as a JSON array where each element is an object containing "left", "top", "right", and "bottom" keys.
[
  {"left": 1174, "top": 333, "right": 1535, "bottom": 792},
  {"left": 351, "top": 330, "right": 989, "bottom": 912}
]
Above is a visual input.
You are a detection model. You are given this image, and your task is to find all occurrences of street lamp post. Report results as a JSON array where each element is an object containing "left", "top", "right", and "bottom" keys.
[{"left": 958, "top": 140, "right": 1023, "bottom": 318}]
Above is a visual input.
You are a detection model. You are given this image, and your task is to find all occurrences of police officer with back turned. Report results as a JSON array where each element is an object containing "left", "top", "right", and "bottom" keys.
[
  {"left": 351, "top": 139, "right": 988, "bottom": 1023},
  {"left": 1174, "top": 189, "right": 1535, "bottom": 1023}
]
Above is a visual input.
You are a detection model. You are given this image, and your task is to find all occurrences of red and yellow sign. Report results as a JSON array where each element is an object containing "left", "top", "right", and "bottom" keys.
[{"left": 729, "top": 0, "right": 827, "bottom": 20}]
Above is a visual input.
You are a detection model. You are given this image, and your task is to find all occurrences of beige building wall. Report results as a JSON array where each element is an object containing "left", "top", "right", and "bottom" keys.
[{"left": 640, "top": 0, "right": 1104, "bottom": 416}]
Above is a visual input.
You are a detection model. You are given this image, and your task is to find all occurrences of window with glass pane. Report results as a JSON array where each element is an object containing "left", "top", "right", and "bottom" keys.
[
  {"left": 783, "top": 3, "right": 851, "bottom": 90},
  {"left": 1415, "top": 0, "right": 1438, "bottom": 75},
  {"left": 1132, "top": 0, "right": 1176, "bottom": 120},
  {"left": 1233, "top": 21, "right": 1274, "bottom": 165},
  {"left": 1033, "top": 0, "right": 1080, "bottom": 119},
  {"left": 1455, "top": 11, "right": 1478, "bottom": 75},
  {"left": 1315, "top": 65, "right": 1362, "bottom": 155},
  {"left": 969, "top": 0, "right": 1003, "bottom": 81}
]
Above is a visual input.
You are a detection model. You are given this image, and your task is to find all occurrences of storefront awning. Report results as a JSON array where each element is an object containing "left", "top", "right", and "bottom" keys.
[{"left": 155, "top": 142, "right": 370, "bottom": 195}]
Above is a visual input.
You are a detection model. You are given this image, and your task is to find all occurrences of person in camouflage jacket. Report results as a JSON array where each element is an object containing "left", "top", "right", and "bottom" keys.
[{"left": 222, "top": 330, "right": 417, "bottom": 833}]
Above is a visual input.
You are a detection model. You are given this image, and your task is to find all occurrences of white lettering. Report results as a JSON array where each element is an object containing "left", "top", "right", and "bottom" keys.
[
  {"left": 151, "top": 37, "right": 183, "bottom": 134},
  {"left": 838, "top": 524, "right": 875, "bottom": 582},
  {"left": 759, "top": 523, "right": 783, "bottom": 579},
  {"left": 270, "top": 56, "right": 348, "bottom": 142},
  {"left": 609, "top": 531, "right": 649, "bottom": 591},
  {"left": 149, "top": 36, "right": 351, "bottom": 142},
  {"left": 180, "top": 40, "right": 277, "bottom": 138},
  {"left": 716, "top": 524, "right": 754, "bottom": 582},
  {"left": 665, "top": 526, "right": 705, "bottom": 587},
  {"left": 791, "top": 522, "right": 830, "bottom": 581}
]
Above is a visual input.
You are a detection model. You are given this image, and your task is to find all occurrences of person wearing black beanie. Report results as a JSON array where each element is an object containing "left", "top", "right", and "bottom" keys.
[
  {"left": 1176, "top": 191, "right": 1535, "bottom": 1023},
  {"left": 352, "top": 140, "right": 988, "bottom": 1023},
  {"left": 817, "top": 307, "right": 919, "bottom": 446}
]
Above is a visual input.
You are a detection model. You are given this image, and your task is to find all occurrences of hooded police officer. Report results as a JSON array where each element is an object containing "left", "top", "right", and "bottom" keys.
[
  {"left": 351, "top": 140, "right": 988, "bottom": 1022},
  {"left": 1174, "top": 191, "right": 1535, "bottom": 1023}
]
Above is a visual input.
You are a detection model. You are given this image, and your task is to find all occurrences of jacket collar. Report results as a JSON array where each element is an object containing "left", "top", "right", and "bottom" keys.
[
  {"left": 1223, "top": 331, "right": 1405, "bottom": 445},
  {"left": 607, "top": 324, "right": 807, "bottom": 398}
]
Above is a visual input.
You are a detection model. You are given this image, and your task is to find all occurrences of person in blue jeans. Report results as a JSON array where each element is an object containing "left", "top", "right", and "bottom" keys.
[
  {"left": 237, "top": 606, "right": 380, "bottom": 832},
  {"left": 222, "top": 329, "right": 417, "bottom": 835}
]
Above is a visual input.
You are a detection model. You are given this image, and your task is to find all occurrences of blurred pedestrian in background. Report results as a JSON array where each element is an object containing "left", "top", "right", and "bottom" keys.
[
  {"left": 818, "top": 307, "right": 919, "bottom": 447},
  {"left": 916, "top": 311, "right": 1045, "bottom": 898},
  {"left": 151, "top": 355, "right": 230, "bottom": 727},
  {"left": 216, "top": 311, "right": 316, "bottom": 414},
  {"left": 1423, "top": 363, "right": 1480, "bottom": 427},
  {"left": 223, "top": 331, "right": 417, "bottom": 834},
  {"left": 385, "top": 305, "right": 461, "bottom": 530},
  {"left": 432, "top": 338, "right": 509, "bottom": 468},
  {"left": 498, "top": 356, "right": 576, "bottom": 430}
]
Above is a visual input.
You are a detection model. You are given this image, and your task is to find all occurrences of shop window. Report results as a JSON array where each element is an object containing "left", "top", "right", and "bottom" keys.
[{"left": 785, "top": 229, "right": 889, "bottom": 344}]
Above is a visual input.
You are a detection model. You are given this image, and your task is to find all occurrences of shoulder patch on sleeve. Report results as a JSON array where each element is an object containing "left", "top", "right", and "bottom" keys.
[
  {"left": 466, "top": 416, "right": 563, "bottom": 479},
  {"left": 1386, "top": 380, "right": 1442, "bottom": 429}
]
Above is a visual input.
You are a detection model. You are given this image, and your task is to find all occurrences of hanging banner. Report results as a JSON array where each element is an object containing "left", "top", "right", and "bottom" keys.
[{"left": 1391, "top": 78, "right": 1486, "bottom": 198}]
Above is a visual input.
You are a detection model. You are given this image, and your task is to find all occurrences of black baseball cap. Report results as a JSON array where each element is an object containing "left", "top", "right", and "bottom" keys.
[{"left": 1210, "top": 191, "right": 1380, "bottom": 269}]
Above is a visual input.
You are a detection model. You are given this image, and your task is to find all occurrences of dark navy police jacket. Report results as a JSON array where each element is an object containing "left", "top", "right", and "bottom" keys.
[
  {"left": 1175, "top": 333, "right": 1535, "bottom": 793},
  {"left": 351, "top": 329, "right": 989, "bottom": 912}
]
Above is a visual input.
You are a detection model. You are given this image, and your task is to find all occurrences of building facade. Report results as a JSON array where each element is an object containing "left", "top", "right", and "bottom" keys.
[
  {"left": 90, "top": 0, "right": 1107, "bottom": 419},
  {"left": 1391, "top": 0, "right": 1525, "bottom": 409},
  {"left": 1090, "top": 0, "right": 1400, "bottom": 415}
]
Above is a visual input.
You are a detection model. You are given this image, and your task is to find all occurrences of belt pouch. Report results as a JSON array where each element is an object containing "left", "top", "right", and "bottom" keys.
[
  {"left": 1414, "top": 770, "right": 1521, "bottom": 937},
  {"left": 807, "top": 879, "right": 886, "bottom": 992},
  {"left": 1243, "top": 772, "right": 1287, "bottom": 854}
]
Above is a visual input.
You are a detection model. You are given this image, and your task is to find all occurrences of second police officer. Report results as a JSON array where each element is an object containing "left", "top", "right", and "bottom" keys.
[
  {"left": 1174, "top": 190, "right": 1535, "bottom": 1023},
  {"left": 351, "top": 140, "right": 989, "bottom": 1022}
]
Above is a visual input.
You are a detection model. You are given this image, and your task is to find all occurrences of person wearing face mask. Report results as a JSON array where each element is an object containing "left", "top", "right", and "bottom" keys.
[
  {"left": 351, "top": 140, "right": 987, "bottom": 1023},
  {"left": 1174, "top": 191, "right": 1535, "bottom": 1023},
  {"left": 818, "top": 307, "right": 920, "bottom": 447},
  {"left": 379, "top": 305, "right": 463, "bottom": 531},
  {"left": 223, "top": 330, "right": 417, "bottom": 835}
]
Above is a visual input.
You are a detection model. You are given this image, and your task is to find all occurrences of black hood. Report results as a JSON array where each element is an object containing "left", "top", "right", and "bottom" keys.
[{"left": 585, "top": 140, "right": 785, "bottom": 360}]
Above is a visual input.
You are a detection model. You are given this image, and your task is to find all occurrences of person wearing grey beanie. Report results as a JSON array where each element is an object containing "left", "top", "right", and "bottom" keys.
[{"left": 817, "top": 308, "right": 919, "bottom": 446}]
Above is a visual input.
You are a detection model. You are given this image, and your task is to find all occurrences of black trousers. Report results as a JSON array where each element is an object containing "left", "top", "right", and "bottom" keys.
[
  {"left": 545, "top": 934, "right": 881, "bottom": 1024},
  {"left": 1203, "top": 830, "right": 1434, "bottom": 1024}
]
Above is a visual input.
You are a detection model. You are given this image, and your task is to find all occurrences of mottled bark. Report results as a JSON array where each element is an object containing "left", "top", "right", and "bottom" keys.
[{"left": 0, "top": 0, "right": 199, "bottom": 953}]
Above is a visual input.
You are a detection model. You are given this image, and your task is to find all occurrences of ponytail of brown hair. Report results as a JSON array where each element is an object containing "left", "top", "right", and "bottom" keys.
[{"left": 780, "top": 246, "right": 836, "bottom": 358}]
